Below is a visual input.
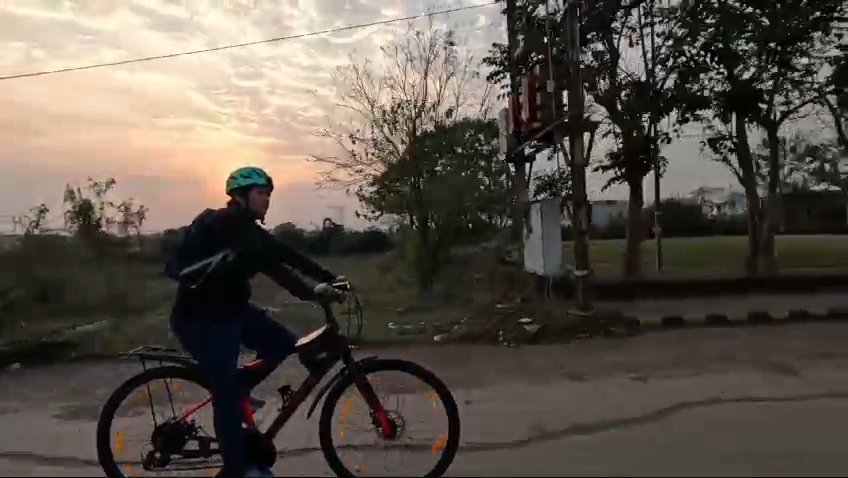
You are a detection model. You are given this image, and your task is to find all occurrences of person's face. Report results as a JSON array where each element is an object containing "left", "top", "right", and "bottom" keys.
[{"left": 246, "top": 186, "right": 272, "bottom": 219}]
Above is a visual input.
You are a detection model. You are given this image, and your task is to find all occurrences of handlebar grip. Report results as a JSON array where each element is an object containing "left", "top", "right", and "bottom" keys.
[
  {"left": 313, "top": 283, "right": 334, "bottom": 296},
  {"left": 314, "top": 282, "right": 347, "bottom": 302}
]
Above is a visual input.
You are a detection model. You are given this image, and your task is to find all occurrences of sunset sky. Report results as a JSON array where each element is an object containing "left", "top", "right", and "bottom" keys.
[{"left": 1, "top": 0, "right": 813, "bottom": 232}]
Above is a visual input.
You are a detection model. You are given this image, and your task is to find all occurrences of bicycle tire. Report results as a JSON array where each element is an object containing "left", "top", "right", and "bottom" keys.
[
  {"left": 318, "top": 358, "right": 461, "bottom": 478},
  {"left": 96, "top": 365, "right": 209, "bottom": 478}
]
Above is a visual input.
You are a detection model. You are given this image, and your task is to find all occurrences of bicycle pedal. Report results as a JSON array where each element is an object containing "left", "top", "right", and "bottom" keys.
[
  {"left": 253, "top": 397, "right": 281, "bottom": 429},
  {"left": 249, "top": 397, "right": 267, "bottom": 410}
]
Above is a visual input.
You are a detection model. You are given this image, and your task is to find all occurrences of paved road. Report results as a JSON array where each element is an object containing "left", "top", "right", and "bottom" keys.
[{"left": 3, "top": 323, "right": 848, "bottom": 476}]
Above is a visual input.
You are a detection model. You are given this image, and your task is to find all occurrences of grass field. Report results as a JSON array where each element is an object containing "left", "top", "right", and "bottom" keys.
[
  {"left": 0, "top": 248, "right": 492, "bottom": 358},
  {"left": 565, "top": 235, "right": 848, "bottom": 277},
  {"left": 2, "top": 234, "right": 848, "bottom": 364}
]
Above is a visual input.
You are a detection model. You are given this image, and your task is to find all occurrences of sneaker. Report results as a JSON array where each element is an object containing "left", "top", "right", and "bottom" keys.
[{"left": 244, "top": 466, "right": 273, "bottom": 478}]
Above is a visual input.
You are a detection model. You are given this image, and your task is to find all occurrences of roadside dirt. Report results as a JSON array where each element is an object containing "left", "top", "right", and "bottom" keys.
[{"left": 5, "top": 322, "right": 848, "bottom": 413}]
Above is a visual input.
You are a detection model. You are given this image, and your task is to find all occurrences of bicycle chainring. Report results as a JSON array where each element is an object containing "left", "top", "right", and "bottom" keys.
[{"left": 150, "top": 418, "right": 196, "bottom": 455}]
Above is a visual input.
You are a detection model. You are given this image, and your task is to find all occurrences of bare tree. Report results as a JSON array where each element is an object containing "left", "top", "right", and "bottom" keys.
[
  {"left": 310, "top": 19, "right": 494, "bottom": 289},
  {"left": 312, "top": 20, "right": 491, "bottom": 190},
  {"left": 15, "top": 204, "right": 50, "bottom": 236}
]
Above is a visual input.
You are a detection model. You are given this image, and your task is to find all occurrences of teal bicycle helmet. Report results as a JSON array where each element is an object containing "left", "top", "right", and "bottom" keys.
[{"left": 225, "top": 166, "right": 274, "bottom": 195}]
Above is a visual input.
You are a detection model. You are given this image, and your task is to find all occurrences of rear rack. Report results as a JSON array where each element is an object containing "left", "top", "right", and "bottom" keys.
[{"left": 121, "top": 345, "right": 197, "bottom": 369}]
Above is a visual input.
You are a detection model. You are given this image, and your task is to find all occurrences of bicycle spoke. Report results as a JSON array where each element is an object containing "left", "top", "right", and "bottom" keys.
[
  {"left": 102, "top": 371, "right": 220, "bottom": 478},
  {"left": 164, "top": 379, "right": 178, "bottom": 417},
  {"left": 328, "top": 368, "right": 454, "bottom": 477},
  {"left": 144, "top": 382, "right": 157, "bottom": 428}
]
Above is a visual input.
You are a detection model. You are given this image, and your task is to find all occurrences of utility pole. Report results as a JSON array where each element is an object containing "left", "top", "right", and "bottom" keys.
[
  {"left": 566, "top": 0, "right": 593, "bottom": 313},
  {"left": 506, "top": 0, "right": 530, "bottom": 243},
  {"left": 652, "top": 129, "right": 663, "bottom": 272}
]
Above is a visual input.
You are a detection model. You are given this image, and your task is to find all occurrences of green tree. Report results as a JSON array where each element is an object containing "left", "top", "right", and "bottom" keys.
[
  {"left": 357, "top": 117, "right": 511, "bottom": 287},
  {"left": 750, "top": 0, "right": 843, "bottom": 273},
  {"left": 115, "top": 199, "right": 148, "bottom": 249},
  {"left": 306, "top": 219, "right": 344, "bottom": 256},
  {"left": 339, "top": 228, "right": 394, "bottom": 255},
  {"left": 670, "top": 0, "right": 845, "bottom": 274},
  {"left": 62, "top": 177, "right": 148, "bottom": 247},
  {"left": 272, "top": 222, "right": 308, "bottom": 251},
  {"left": 769, "top": 134, "right": 847, "bottom": 192},
  {"left": 644, "top": 198, "right": 708, "bottom": 237},
  {"left": 63, "top": 177, "right": 115, "bottom": 239},
  {"left": 159, "top": 226, "right": 188, "bottom": 259},
  {"left": 822, "top": 18, "right": 847, "bottom": 152},
  {"left": 483, "top": 0, "right": 678, "bottom": 278}
]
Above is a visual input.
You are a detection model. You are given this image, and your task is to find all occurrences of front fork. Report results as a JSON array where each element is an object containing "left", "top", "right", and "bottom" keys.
[{"left": 349, "top": 364, "right": 395, "bottom": 438}]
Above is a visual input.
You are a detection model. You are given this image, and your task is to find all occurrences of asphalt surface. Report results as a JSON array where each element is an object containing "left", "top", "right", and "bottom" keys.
[{"left": 3, "top": 322, "right": 848, "bottom": 476}]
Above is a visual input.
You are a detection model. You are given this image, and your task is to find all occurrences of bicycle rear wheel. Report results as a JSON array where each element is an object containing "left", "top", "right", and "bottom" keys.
[
  {"left": 96, "top": 365, "right": 220, "bottom": 478},
  {"left": 318, "top": 358, "right": 461, "bottom": 478}
]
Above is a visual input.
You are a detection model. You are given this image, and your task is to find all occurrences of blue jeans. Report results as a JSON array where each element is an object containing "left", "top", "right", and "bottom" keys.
[{"left": 171, "top": 303, "right": 297, "bottom": 476}]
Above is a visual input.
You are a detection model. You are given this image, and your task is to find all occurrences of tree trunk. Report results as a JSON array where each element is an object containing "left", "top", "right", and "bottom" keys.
[
  {"left": 824, "top": 99, "right": 847, "bottom": 155},
  {"left": 411, "top": 178, "right": 436, "bottom": 291},
  {"left": 733, "top": 114, "right": 762, "bottom": 276},
  {"left": 759, "top": 126, "right": 781, "bottom": 275},
  {"left": 744, "top": 191, "right": 762, "bottom": 275},
  {"left": 414, "top": 225, "right": 434, "bottom": 290},
  {"left": 623, "top": 174, "right": 645, "bottom": 278}
]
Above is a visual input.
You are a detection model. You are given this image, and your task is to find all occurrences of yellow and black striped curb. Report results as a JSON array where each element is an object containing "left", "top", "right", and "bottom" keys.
[{"left": 628, "top": 307, "right": 848, "bottom": 329}]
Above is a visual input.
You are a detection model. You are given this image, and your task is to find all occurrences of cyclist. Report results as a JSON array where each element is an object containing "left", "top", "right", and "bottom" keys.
[{"left": 165, "top": 166, "right": 344, "bottom": 478}]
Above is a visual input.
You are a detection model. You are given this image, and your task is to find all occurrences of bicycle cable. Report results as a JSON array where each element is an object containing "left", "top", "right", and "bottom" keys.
[{"left": 344, "top": 292, "right": 365, "bottom": 342}]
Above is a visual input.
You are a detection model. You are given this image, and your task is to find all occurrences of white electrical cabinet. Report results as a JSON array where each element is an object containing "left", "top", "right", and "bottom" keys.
[{"left": 523, "top": 198, "right": 564, "bottom": 277}]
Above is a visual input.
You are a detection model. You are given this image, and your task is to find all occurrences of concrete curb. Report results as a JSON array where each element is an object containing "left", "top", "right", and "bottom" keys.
[{"left": 631, "top": 307, "right": 848, "bottom": 329}]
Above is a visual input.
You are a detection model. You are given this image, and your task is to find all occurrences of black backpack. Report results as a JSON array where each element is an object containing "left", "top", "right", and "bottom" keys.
[{"left": 164, "top": 209, "right": 216, "bottom": 282}]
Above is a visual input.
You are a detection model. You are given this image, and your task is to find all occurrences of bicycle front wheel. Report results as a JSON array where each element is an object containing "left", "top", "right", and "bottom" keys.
[{"left": 318, "top": 358, "right": 461, "bottom": 478}]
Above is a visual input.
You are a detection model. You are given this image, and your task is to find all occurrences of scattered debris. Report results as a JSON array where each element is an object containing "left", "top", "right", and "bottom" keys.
[
  {"left": 63, "top": 320, "right": 111, "bottom": 337},
  {"left": 432, "top": 288, "right": 638, "bottom": 346},
  {"left": 388, "top": 322, "right": 427, "bottom": 337}
]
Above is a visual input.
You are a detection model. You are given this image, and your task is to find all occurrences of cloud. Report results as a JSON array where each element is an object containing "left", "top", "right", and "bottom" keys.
[
  {"left": 13, "top": 1, "right": 744, "bottom": 231},
  {"left": 0, "top": 1, "right": 494, "bottom": 227},
  {"left": 3, "top": 0, "right": 755, "bottom": 233}
]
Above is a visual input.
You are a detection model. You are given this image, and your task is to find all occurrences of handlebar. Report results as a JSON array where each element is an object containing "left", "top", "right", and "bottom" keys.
[
  {"left": 313, "top": 280, "right": 351, "bottom": 298},
  {"left": 313, "top": 280, "right": 363, "bottom": 340}
]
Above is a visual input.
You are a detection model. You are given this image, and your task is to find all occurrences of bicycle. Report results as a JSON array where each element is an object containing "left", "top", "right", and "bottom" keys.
[{"left": 95, "top": 281, "right": 461, "bottom": 477}]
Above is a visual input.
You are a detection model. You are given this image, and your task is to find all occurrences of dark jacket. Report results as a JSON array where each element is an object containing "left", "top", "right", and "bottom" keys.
[{"left": 168, "top": 202, "right": 336, "bottom": 320}]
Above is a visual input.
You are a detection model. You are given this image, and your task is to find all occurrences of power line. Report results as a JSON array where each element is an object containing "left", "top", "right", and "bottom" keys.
[{"left": 0, "top": 2, "right": 498, "bottom": 81}]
